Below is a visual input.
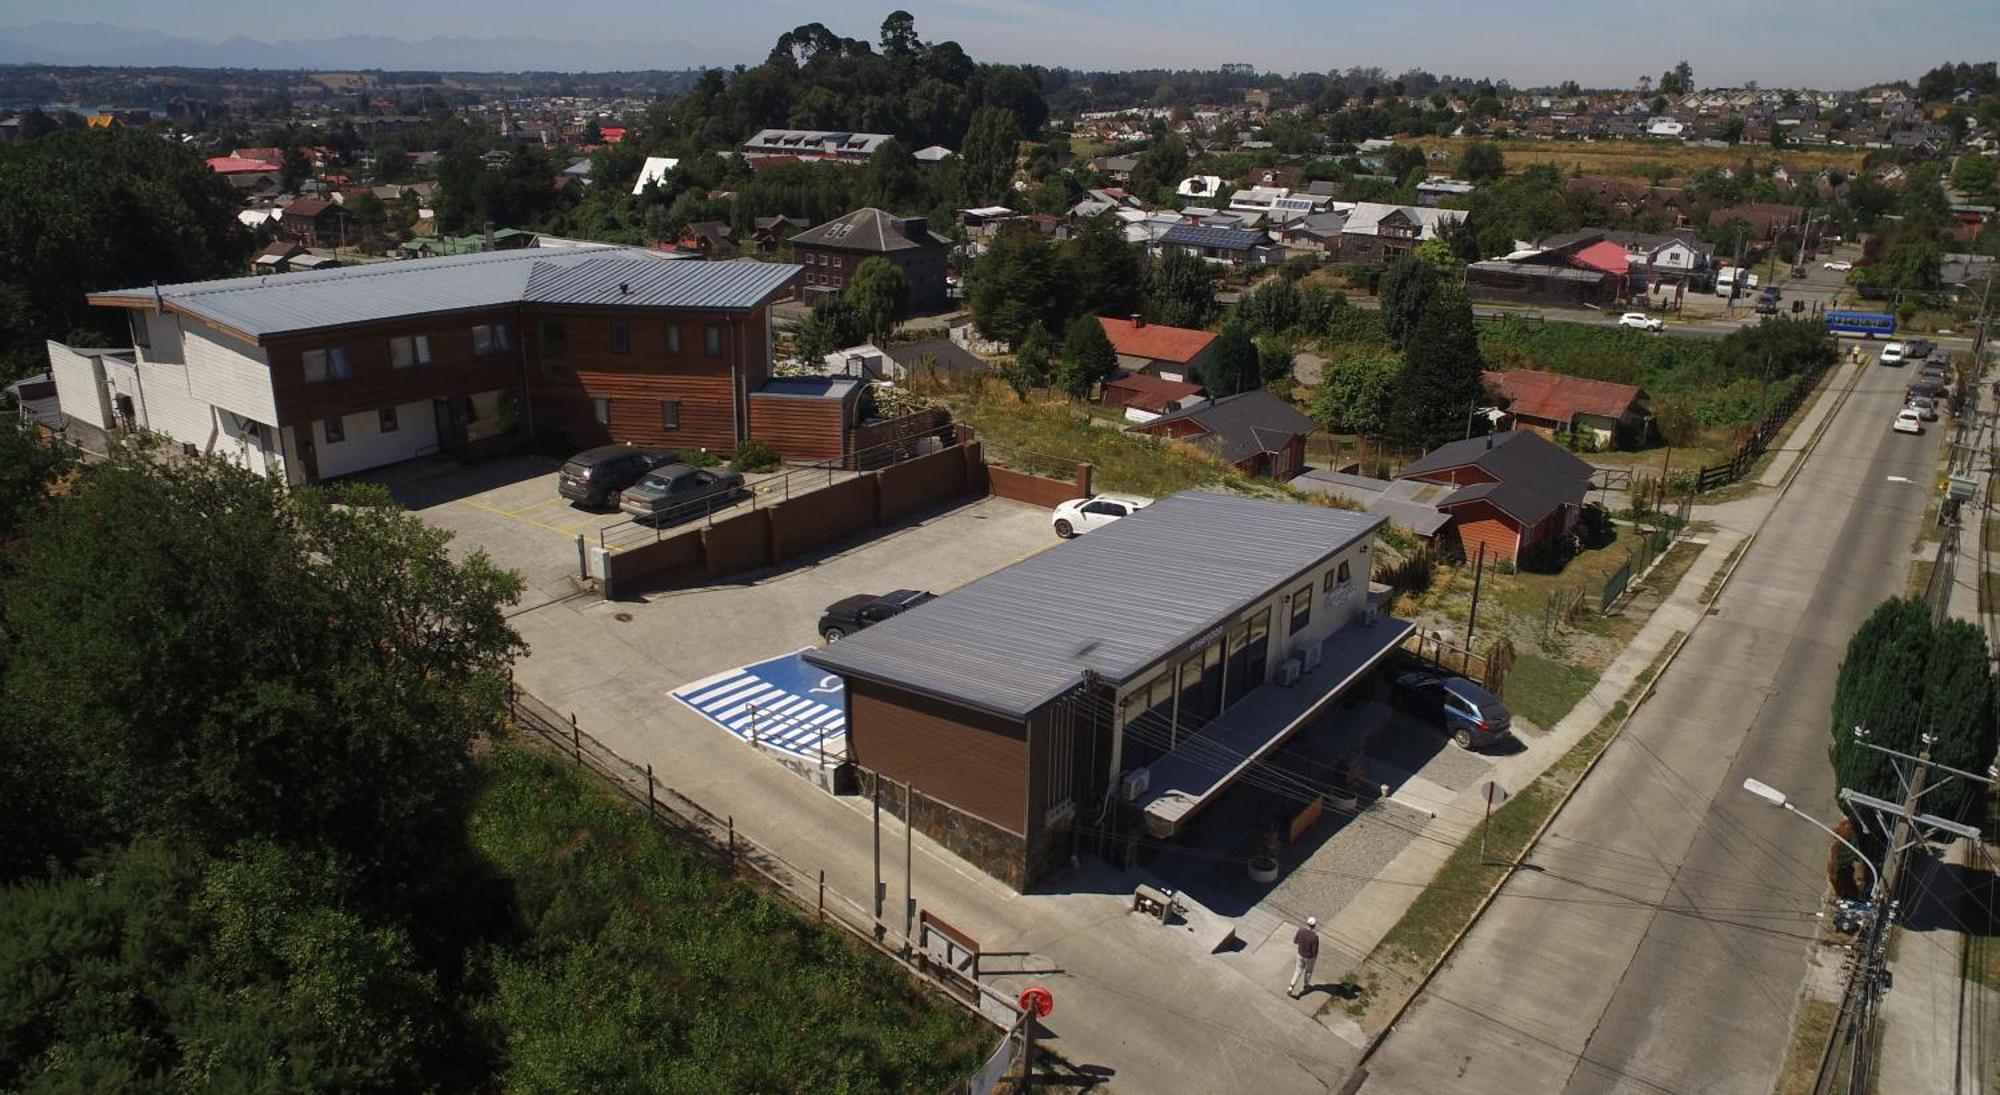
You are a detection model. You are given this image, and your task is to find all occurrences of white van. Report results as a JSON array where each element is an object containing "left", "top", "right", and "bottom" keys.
[{"left": 1714, "top": 267, "right": 1741, "bottom": 297}]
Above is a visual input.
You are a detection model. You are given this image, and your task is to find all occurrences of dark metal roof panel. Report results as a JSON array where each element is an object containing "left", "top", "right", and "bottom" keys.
[{"left": 803, "top": 491, "right": 1384, "bottom": 718}]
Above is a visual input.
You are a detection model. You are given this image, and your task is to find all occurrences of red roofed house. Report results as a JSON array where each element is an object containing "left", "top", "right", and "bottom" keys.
[
  {"left": 1484, "top": 368, "right": 1649, "bottom": 449},
  {"left": 1567, "top": 239, "right": 1630, "bottom": 278},
  {"left": 233, "top": 147, "right": 285, "bottom": 166},
  {"left": 1098, "top": 315, "right": 1218, "bottom": 384},
  {"left": 1101, "top": 371, "right": 1206, "bottom": 423},
  {"left": 1395, "top": 431, "right": 1594, "bottom": 567},
  {"left": 207, "top": 155, "right": 281, "bottom": 175},
  {"left": 600, "top": 127, "right": 627, "bottom": 144}
]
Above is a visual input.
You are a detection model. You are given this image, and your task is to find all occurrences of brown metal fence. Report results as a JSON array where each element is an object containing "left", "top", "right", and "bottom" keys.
[{"left": 503, "top": 681, "right": 1029, "bottom": 1068}]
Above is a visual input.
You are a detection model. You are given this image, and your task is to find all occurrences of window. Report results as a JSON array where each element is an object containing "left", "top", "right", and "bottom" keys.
[
  {"left": 302, "top": 346, "right": 351, "bottom": 383},
  {"left": 1045, "top": 702, "right": 1076, "bottom": 822},
  {"left": 379, "top": 406, "right": 399, "bottom": 433},
  {"left": 471, "top": 323, "right": 511, "bottom": 356},
  {"left": 610, "top": 319, "right": 630, "bottom": 354},
  {"left": 832, "top": 256, "right": 843, "bottom": 269},
  {"left": 1289, "top": 583, "right": 1312, "bottom": 635},
  {"left": 322, "top": 416, "right": 345, "bottom": 443},
  {"left": 704, "top": 325, "right": 722, "bottom": 357},
  {"left": 538, "top": 319, "right": 566, "bottom": 364},
  {"left": 463, "top": 388, "right": 518, "bottom": 442},
  {"left": 1322, "top": 560, "right": 1352, "bottom": 597},
  {"left": 128, "top": 313, "right": 150, "bottom": 350},
  {"left": 390, "top": 334, "right": 430, "bottom": 369},
  {"left": 592, "top": 397, "right": 610, "bottom": 426},
  {"left": 666, "top": 323, "right": 681, "bottom": 353},
  {"left": 660, "top": 398, "right": 681, "bottom": 429}
]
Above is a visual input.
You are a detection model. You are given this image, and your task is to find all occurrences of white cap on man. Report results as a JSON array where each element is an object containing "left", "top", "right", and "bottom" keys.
[{"left": 1306, "top": 916, "right": 1318, "bottom": 928}]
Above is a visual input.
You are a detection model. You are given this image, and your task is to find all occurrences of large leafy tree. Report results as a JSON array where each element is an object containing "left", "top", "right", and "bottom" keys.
[
  {"left": 863, "top": 137, "right": 921, "bottom": 210},
  {"left": 1201, "top": 323, "right": 1260, "bottom": 397},
  {"left": 0, "top": 128, "right": 249, "bottom": 380},
  {"left": 1056, "top": 314, "right": 1118, "bottom": 397},
  {"left": 792, "top": 294, "right": 867, "bottom": 362},
  {"left": 0, "top": 412, "right": 70, "bottom": 544},
  {"left": 0, "top": 455, "right": 523, "bottom": 882},
  {"left": 966, "top": 221, "right": 1073, "bottom": 345},
  {"left": 0, "top": 838, "right": 450, "bottom": 1090},
  {"left": 1147, "top": 246, "right": 1219, "bottom": 329},
  {"left": 960, "top": 106, "right": 1019, "bottom": 205},
  {"left": 1008, "top": 321, "right": 1053, "bottom": 394},
  {"left": 1456, "top": 141, "right": 1506, "bottom": 183},
  {"left": 1377, "top": 256, "right": 1442, "bottom": 349},
  {"left": 1066, "top": 213, "right": 1146, "bottom": 319},
  {"left": 846, "top": 257, "right": 910, "bottom": 343},
  {"left": 1829, "top": 599, "right": 1996, "bottom": 846},
  {"left": 1390, "top": 286, "right": 1488, "bottom": 448},
  {"left": 1312, "top": 353, "right": 1403, "bottom": 435}
]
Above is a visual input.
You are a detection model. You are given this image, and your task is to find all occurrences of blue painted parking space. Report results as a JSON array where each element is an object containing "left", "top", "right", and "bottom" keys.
[{"left": 671, "top": 648, "right": 847, "bottom": 760}]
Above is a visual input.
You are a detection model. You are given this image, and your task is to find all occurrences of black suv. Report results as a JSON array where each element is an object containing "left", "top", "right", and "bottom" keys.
[
  {"left": 818, "top": 590, "right": 935, "bottom": 643},
  {"left": 558, "top": 445, "right": 678, "bottom": 509}
]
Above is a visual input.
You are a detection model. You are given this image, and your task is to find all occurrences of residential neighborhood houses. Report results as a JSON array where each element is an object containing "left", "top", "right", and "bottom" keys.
[{"left": 2, "top": 18, "right": 1998, "bottom": 1095}]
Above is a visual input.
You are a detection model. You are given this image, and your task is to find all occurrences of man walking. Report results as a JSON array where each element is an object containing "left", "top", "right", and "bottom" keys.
[{"left": 1288, "top": 916, "right": 1319, "bottom": 998}]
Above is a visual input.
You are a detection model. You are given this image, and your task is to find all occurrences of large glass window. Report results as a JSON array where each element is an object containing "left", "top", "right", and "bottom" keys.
[
  {"left": 1289, "top": 583, "right": 1313, "bottom": 635},
  {"left": 471, "top": 323, "right": 511, "bottom": 356},
  {"left": 666, "top": 323, "right": 681, "bottom": 354},
  {"left": 538, "top": 320, "right": 566, "bottom": 361},
  {"left": 463, "top": 388, "right": 520, "bottom": 442},
  {"left": 610, "top": 319, "right": 630, "bottom": 354},
  {"left": 704, "top": 325, "right": 722, "bottom": 357}
]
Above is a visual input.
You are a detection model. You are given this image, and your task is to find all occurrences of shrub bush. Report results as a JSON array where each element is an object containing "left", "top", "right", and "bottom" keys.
[
  {"left": 681, "top": 448, "right": 721, "bottom": 468},
  {"left": 729, "top": 440, "right": 781, "bottom": 473}
]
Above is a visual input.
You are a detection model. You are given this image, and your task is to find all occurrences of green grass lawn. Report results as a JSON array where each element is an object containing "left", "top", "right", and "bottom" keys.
[
  {"left": 467, "top": 741, "right": 989, "bottom": 1092},
  {"left": 1503, "top": 653, "right": 1601, "bottom": 731}
]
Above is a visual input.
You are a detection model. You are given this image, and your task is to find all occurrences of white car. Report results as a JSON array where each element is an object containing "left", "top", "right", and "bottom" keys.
[
  {"left": 1879, "top": 342, "right": 1908, "bottom": 365},
  {"left": 1052, "top": 493, "right": 1153, "bottom": 538},
  {"left": 1893, "top": 407, "right": 1924, "bottom": 434},
  {"left": 1824, "top": 260, "right": 1854, "bottom": 272},
  {"left": 1617, "top": 312, "right": 1664, "bottom": 332}
]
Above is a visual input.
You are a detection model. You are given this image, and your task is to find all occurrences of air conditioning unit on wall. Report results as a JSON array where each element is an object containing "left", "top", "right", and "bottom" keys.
[
  {"left": 1276, "top": 657, "right": 1303, "bottom": 687},
  {"left": 1119, "top": 767, "right": 1152, "bottom": 802},
  {"left": 1297, "top": 639, "right": 1323, "bottom": 673}
]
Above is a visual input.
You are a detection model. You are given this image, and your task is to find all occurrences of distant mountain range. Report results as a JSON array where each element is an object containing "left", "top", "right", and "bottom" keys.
[{"left": 0, "top": 21, "right": 722, "bottom": 73}]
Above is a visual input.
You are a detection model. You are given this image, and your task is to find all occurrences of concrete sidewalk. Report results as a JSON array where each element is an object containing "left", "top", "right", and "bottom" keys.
[{"left": 1315, "top": 356, "right": 1868, "bottom": 1001}]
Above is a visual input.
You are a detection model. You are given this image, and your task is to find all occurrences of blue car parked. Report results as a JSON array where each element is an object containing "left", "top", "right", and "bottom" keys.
[{"left": 1392, "top": 670, "right": 1513, "bottom": 750}]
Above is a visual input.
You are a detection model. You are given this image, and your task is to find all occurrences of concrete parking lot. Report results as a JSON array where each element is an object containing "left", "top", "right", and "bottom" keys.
[{"left": 367, "top": 453, "right": 836, "bottom": 605}]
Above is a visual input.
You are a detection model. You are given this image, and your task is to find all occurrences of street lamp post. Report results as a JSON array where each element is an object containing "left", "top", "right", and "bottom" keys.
[{"left": 1740, "top": 777, "right": 1879, "bottom": 900}]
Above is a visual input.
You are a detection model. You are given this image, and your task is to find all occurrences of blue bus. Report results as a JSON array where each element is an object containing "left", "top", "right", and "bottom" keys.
[{"left": 1824, "top": 310, "right": 1896, "bottom": 338}]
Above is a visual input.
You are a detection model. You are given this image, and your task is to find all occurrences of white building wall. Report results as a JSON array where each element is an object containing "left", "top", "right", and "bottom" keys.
[
  {"left": 307, "top": 399, "right": 440, "bottom": 480},
  {"left": 183, "top": 320, "right": 279, "bottom": 423},
  {"left": 45, "top": 341, "right": 114, "bottom": 429}
]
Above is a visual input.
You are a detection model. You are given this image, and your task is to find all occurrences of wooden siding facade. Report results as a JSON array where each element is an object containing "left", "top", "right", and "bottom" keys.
[
  {"left": 847, "top": 678, "right": 1032, "bottom": 838},
  {"left": 749, "top": 394, "right": 852, "bottom": 461}
]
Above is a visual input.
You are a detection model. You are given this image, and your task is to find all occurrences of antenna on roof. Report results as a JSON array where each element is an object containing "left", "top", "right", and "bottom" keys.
[{"left": 620, "top": 282, "right": 630, "bottom": 295}]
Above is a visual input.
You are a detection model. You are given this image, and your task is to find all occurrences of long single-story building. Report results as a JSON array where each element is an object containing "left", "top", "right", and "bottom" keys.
[{"left": 804, "top": 492, "right": 1411, "bottom": 890}]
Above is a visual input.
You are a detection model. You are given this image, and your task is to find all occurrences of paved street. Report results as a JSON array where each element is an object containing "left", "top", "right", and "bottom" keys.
[{"left": 1364, "top": 354, "right": 1947, "bottom": 1094}]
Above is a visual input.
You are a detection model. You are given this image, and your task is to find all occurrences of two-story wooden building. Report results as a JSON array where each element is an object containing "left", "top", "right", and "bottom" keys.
[{"left": 49, "top": 247, "right": 800, "bottom": 483}]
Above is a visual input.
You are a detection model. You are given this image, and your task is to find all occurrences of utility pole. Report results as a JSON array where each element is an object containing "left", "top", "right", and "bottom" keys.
[
  {"left": 1832, "top": 726, "right": 1993, "bottom": 1095},
  {"left": 1464, "top": 543, "right": 1487, "bottom": 676}
]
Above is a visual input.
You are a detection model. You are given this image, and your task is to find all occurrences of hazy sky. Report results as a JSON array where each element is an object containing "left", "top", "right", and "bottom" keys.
[{"left": 3, "top": 0, "right": 1995, "bottom": 86}]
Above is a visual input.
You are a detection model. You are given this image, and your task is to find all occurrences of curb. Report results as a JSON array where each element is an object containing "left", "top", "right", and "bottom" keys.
[{"left": 1345, "top": 348, "right": 1853, "bottom": 1084}]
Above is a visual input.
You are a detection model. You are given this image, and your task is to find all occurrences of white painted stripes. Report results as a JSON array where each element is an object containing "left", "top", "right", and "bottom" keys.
[{"left": 670, "top": 664, "right": 847, "bottom": 759}]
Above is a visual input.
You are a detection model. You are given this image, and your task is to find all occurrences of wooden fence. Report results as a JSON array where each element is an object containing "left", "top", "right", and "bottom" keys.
[
  {"left": 1692, "top": 359, "right": 1833, "bottom": 492},
  {"left": 503, "top": 682, "right": 1028, "bottom": 1063}
]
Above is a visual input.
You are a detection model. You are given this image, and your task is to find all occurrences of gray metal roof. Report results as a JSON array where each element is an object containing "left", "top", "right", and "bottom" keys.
[
  {"left": 752, "top": 376, "right": 861, "bottom": 400},
  {"left": 803, "top": 491, "right": 1385, "bottom": 719},
  {"left": 90, "top": 248, "right": 801, "bottom": 340}
]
